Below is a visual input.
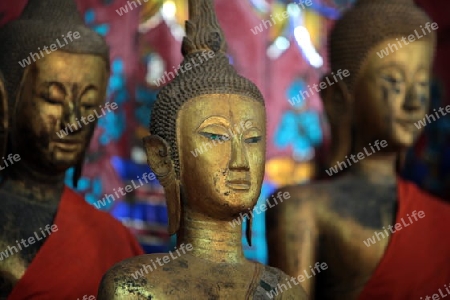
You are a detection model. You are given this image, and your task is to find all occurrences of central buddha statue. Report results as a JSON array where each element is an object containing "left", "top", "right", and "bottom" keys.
[
  {"left": 98, "top": 0, "right": 307, "bottom": 299},
  {"left": 267, "top": 0, "right": 450, "bottom": 299}
]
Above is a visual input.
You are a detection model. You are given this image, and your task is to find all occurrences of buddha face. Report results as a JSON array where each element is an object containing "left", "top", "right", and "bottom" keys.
[
  {"left": 353, "top": 38, "right": 433, "bottom": 149},
  {"left": 177, "top": 94, "right": 266, "bottom": 219},
  {"left": 13, "top": 51, "right": 108, "bottom": 173}
]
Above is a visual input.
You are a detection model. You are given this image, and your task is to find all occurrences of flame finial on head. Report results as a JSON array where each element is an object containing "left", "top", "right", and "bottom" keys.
[{"left": 182, "top": 0, "right": 227, "bottom": 56}]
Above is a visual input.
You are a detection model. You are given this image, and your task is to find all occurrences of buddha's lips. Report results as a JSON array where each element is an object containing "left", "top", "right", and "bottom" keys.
[
  {"left": 397, "top": 119, "right": 418, "bottom": 130},
  {"left": 397, "top": 118, "right": 419, "bottom": 124},
  {"left": 226, "top": 180, "right": 251, "bottom": 190},
  {"left": 54, "top": 138, "right": 83, "bottom": 144},
  {"left": 53, "top": 139, "right": 83, "bottom": 151}
]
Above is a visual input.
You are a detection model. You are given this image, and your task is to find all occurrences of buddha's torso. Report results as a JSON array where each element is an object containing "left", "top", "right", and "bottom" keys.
[
  {"left": 99, "top": 253, "right": 306, "bottom": 299},
  {"left": 268, "top": 175, "right": 397, "bottom": 300},
  {"left": 0, "top": 187, "right": 57, "bottom": 298}
]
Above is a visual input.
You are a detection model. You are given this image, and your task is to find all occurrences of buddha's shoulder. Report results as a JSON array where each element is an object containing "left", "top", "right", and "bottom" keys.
[
  {"left": 271, "top": 175, "right": 362, "bottom": 208},
  {"left": 98, "top": 253, "right": 196, "bottom": 300},
  {"left": 260, "top": 265, "right": 308, "bottom": 299},
  {"left": 267, "top": 180, "right": 340, "bottom": 218}
]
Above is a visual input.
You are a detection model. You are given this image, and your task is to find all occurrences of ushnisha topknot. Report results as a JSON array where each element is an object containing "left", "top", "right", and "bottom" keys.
[
  {"left": 149, "top": 0, "right": 265, "bottom": 176},
  {"left": 0, "top": 0, "right": 110, "bottom": 111},
  {"left": 329, "top": 0, "right": 436, "bottom": 94}
]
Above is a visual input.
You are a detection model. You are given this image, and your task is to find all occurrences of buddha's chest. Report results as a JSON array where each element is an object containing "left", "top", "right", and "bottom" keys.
[
  {"left": 316, "top": 189, "right": 397, "bottom": 299},
  {"left": 148, "top": 262, "right": 264, "bottom": 300},
  {"left": 159, "top": 279, "right": 259, "bottom": 300},
  {"left": 0, "top": 194, "right": 56, "bottom": 297}
]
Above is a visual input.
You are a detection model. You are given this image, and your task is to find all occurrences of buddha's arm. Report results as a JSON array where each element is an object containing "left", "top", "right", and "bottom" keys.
[{"left": 266, "top": 186, "right": 319, "bottom": 298}]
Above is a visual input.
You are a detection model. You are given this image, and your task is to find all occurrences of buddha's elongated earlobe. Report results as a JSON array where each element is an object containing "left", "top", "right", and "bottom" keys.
[
  {"left": 143, "top": 135, "right": 181, "bottom": 235},
  {"left": 320, "top": 76, "right": 353, "bottom": 170},
  {"left": 246, "top": 214, "right": 253, "bottom": 247}
]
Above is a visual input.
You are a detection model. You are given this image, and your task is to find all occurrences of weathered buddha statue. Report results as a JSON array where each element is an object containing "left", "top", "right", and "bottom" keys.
[
  {"left": 0, "top": 0, "right": 143, "bottom": 299},
  {"left": 98, "top": 0, "right": 308, "bottom": 299},
  {"left": 266, "top": 0, "right": 450, "bottom": 299}
]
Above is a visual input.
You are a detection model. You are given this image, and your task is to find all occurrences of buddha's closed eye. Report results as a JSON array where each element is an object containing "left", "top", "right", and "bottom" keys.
[
  {"left": 245, "top": 136, "right": 262, "bottom": 144},
  {"left": 200, "top": 132, "right": 230, "bottom": 141},
  {"left": 199, "top": 132, "right": 262, "bottom": 144}
]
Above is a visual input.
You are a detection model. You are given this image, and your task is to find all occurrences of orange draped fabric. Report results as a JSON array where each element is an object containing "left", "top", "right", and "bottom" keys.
[
  {"left": 358, "top": 178, "right": 450, "bottom": 299},
  {"left": 8, "top": 187, "right": 143, "bottom": 300}
]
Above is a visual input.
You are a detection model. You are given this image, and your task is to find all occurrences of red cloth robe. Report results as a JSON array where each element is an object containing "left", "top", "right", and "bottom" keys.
[
  {"left": 8, "top": 186, "right": 144, "bottom": 300},
  {"left": 358, "top": 177, "right": 450, "bottom": 299}
]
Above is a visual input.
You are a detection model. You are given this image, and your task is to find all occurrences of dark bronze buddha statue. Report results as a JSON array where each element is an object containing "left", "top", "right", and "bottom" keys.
[
  {"left": 0, "top": 1, "right": 142, "bottom": 298},
  {"left": 266, "top": 0, "right": 443, "bottom": 299}
]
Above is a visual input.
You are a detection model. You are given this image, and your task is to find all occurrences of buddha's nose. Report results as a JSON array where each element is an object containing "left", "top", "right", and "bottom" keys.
[
  {"left": 229, "top": 137, "right": 250, "bottom": 171},
  {"left": 403, "top": 85, "right": 425, "bottom": 112},
  {"left": 61, "top": 101, "right": 81, "bottom": 131}
]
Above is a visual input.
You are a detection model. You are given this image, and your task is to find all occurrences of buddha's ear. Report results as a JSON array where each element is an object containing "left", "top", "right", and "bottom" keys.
[
  {"left": 319, "top": 73, "right": 353, "bottom": 169},
  {"left": 0, "top": 76, "right": 8, "bottom": 160},
  {"left": 320, "top": 73, "right": 352, "bottom": 125},
  {"left": 143, "top": 135, "right": 180, "bottom": 235}
]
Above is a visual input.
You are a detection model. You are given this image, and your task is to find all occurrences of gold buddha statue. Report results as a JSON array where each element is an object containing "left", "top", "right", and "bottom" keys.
[
  {"left": 98, "top": 0, "right": 307, "bottom": 299},
  {"left": 0, "top": 1, "right": 142, "bottom": 298},
  {"left": 266, "top": 0, "right": 450, "bottom": 299}
]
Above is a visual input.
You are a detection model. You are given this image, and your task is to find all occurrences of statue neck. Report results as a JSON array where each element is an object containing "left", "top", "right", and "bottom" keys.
[
  {"left": 177, "top": 206, "right": 246, "bottom": 264},
  {"left": 1, "top": 158, "right": 66, "bottom": 203},
  {"left": 348, "top": 148, "right": 400, "bottom": 185}
]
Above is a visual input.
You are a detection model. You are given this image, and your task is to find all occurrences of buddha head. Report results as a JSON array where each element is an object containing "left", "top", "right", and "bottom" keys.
[
  {"left": 143, "top": 0, "right": 266, "bottom": 240},
  {"left": 321, "top": 0, "right": 436, "bottom": 168},
  {"left": 0, "top": 0, "right": 109, "bottom": 185}
]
